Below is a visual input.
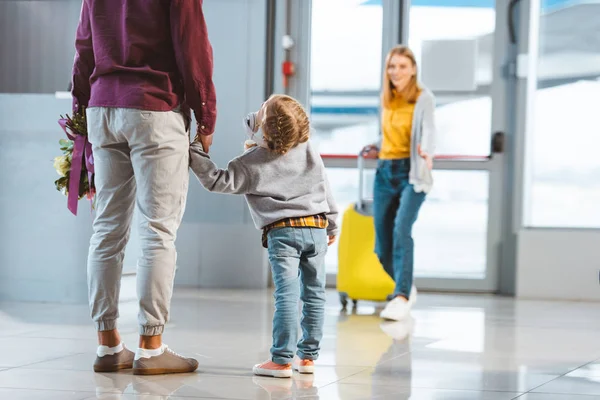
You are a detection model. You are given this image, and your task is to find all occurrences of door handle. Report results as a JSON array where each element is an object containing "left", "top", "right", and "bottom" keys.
[{"left": 491, "top": 131, "right": 505, "bottom": 154}]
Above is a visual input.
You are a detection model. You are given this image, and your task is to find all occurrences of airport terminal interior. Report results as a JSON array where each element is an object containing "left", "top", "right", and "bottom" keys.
[{"left": 1, "top": 0, "right": 599, "bottom": 399}]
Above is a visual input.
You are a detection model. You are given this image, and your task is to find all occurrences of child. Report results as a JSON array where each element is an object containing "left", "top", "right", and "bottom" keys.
[{"left": 189, "top": 94, "right": 339, "bottom": 378}]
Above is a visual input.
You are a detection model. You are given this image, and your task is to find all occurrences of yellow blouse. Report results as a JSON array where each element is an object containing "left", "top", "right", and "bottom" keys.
[{"left": 379, "top": 97, "right": 416, "bottom": 160}]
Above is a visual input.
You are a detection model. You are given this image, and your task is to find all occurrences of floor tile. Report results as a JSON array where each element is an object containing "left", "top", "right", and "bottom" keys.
[
  {"left": 25, "top": 353, "right": 93, "bottom": 371},
  {"left": 295, "top": 383, "right": 521, "bottom": 400},
  {"left": 567, "top": 363, "right": 600, "bottom": 379},
  {"left": 532, "top": 375, "right": 600, "bottom": 396},
  {"left": 338, "top": 366, "right": 557, "bottom": 392},
  {"left": 80, "top": 397, "right": 224, "bottom": 400},
  {"left": 0, "top": 388, "right": 89, "bottom": 400},
  {"left": 0, "top": 368, "right": 131, "bottom": 393},
  {"left": 0, "top": 337, "right": 92, "bottom": 368},
  {"left": 1, "top": 289, "right": 600, "bottom": 399},
  {"left": 516, "top": 394, "right": 600, "bottom": 400}
]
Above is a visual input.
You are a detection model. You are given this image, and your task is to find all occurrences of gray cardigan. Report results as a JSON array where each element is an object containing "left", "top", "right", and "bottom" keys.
[
  {"left": 378, "top": 88, "right": 437, "bottom": 193},
  {"left": 189, "top": 140, "right": 339, "bottom": 236}
]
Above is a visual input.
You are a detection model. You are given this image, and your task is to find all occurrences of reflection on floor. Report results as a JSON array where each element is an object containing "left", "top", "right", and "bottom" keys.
[{"left": 0, "top": 289, "right": 599, "bottom": 399}]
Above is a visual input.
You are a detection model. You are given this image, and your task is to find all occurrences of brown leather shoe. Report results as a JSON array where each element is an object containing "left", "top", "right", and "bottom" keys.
[
  {"left": 133, "top": 346, "right": 198, "bottom": 375},
  {"left": 93, "top": 347, "right": 135, "bottom": 373}
]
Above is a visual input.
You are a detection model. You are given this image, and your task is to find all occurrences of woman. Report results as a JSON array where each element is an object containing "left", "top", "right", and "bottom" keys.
[{"left": 362, "top": 45, "right": 436, "bottom": 322}]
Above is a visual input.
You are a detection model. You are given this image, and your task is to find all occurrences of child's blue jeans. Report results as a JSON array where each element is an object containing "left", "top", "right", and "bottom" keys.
[{"left": 267, "top": 227, "right": 328, "bottom": 365}]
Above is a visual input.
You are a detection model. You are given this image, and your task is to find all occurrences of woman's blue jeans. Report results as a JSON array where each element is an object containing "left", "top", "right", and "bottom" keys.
[{"left": 373, "top": 158, "right": 426, "bottom": 299}]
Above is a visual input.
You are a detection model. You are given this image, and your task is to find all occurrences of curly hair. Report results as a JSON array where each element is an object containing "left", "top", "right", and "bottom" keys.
[{"left": 261, "top": 94, "right": 310, "bottom": 155}]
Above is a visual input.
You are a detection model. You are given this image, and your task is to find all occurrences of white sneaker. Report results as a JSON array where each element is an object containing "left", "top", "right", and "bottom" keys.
[
  {"left": 380, "top": 297, "right": 410, "bottom": 321},
  {"left": 292, "top": 356, "right": 315, "bottom": 374},
  {"left": 409, "top": 285, "right": 417, "bottom": 307},
  {"left": 380, "top": 286, "right": 417, "bottom": 321}
]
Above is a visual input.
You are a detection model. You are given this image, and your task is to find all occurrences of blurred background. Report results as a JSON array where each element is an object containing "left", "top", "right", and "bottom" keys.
[{"left": 0, "top": 0, "right": 599, "bottom": 303}]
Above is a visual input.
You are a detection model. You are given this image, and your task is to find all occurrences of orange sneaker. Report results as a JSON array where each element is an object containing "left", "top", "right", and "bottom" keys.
[
  {"left": 292, "top": 356, "right": 315, "bottom": 374},
  {"left": 252, "top": 360, "right": 293, "bottom": 378}
]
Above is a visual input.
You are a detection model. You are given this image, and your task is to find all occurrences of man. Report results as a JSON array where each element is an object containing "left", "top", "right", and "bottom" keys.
[{"left": 71, "top": 0, "right": 216, "bottom": 375}]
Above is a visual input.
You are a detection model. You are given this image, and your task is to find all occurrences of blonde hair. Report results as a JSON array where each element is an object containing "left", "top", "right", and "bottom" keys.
[
  {"left": 261, "top": 94, "right": 310, "bottom": 155},
  {"left": 381, "top": 45, "right": 420, "bottom": 107}
]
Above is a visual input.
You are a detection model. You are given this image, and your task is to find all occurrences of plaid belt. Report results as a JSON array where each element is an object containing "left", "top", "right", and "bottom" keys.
[{"left": 262, "top": 214, "right": 328, "bottom": 248}]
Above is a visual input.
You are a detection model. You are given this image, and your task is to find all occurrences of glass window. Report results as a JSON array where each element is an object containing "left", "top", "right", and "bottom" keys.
[
  {"left": 408, "top": 1, "right": 496, "bottom": 157},
  {"left": 325, "top": 167, "right": 488, "bottom": 279},
  {"left": 414, "top": 170, "right": 489, "bottom": 279},
  {"left": 309, "top": 0, "right": 383, "bottom": 155},
  {"left": 524, "top": 1, "right": 600, "bottom": 228}
]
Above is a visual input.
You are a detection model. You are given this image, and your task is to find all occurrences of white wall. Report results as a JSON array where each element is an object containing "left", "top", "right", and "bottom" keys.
[
  {"left": 0, "top": 1, "right": 80, "bottom": 93},
  {"left": 0, "top": 94, "right": 93, "bottom": 303},
  {"left": 175, "top": 0, "right": 269, "bottom": 289},
  {"left": 517, "top": 229, "right": 600, "bottom": 301}
]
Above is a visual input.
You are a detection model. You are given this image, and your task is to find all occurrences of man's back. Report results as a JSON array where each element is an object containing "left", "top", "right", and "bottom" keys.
[
  {"left": 72, "top": 0, "right": 217, "bottom": 135},
  {"left": 85, "top": 0, "right": 178, "bottom": 110},
  {"left": 76, "top": 0, "right": 216, "bottom": 375}
]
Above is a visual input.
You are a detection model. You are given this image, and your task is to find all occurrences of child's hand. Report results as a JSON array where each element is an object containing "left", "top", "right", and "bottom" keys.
[
  {"left": 328, "top": 235, "right": 337, "bottom": 246},
  {"left": 193, "top": 132, "right": 213, "bottom": 154},
  {"left": 192, "top": 134, "right": 205, "bottom": 152}
]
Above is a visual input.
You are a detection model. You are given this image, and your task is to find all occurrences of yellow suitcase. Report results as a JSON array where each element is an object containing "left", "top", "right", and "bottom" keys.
[{"left": 336, "top": 156, "right": 395, "bottom": 308}]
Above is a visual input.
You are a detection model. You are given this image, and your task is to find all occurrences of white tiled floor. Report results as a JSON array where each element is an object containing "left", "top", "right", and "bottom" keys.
[{"left": 0, "top": 289, "right": 600, "bottom": 399}]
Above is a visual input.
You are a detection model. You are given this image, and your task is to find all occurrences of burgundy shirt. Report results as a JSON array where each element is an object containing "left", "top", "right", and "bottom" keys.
[{"left": 71, "top": 0, "right": 217, "bottom": 135}]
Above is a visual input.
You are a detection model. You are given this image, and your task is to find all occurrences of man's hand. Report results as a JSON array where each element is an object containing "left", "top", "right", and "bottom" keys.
[
  {"left": 417, "top": 144, "right": 433, "bottom": 170},
  {"left": 328, "top": 235, "right": 337, "bottom": 246},
  {"left": 198, "top": 133, "right": 214, "bottom": 154},
  {"left": 361, "top": 144, "right": 379, "bottom": 159}
]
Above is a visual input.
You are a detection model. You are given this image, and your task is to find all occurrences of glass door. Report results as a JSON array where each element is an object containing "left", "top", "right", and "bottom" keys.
[
  {"left": 402, "top": 0, "right": 505, "bottom": 291},
  {"left": 307, "top": 0, "right": 384, "bottom": 284},
  {"left": 282, "top": 0, "right": 512, "bottom": 292}
]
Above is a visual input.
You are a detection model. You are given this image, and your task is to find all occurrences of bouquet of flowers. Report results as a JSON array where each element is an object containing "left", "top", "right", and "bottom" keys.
[{"left": 53, "top": 108, "right": 95, "bottom": 215}]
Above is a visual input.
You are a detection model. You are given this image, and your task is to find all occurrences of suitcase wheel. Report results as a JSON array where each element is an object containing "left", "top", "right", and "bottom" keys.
[
  {"left": 339, "top": 292, "right": 349, "bottom": 309},
  {"left": 339, "top": 293, "right": 359, "bottom": 310}
]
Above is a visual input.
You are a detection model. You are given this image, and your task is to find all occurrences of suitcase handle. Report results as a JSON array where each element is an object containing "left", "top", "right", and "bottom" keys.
[
  {"left": 358, "top": 145, "right": 379, "bottom": 211},
  {"left": 357, "top": 152, "right": 366, "bottom": 210}
]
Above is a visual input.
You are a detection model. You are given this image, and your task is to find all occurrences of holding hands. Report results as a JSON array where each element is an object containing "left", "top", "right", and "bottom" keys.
[{"left": 194, "top": 131, "right": 214, "bottom": 153}]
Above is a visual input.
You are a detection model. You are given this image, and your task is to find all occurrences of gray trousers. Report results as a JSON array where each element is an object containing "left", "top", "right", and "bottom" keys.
[{"left": 86, "top": 107, "right": 189, "bottom": 336}]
